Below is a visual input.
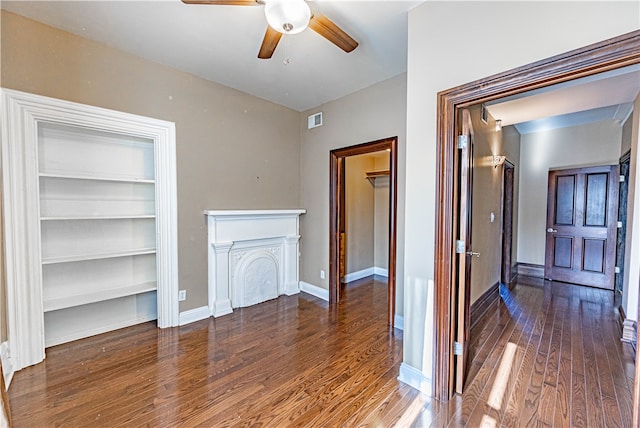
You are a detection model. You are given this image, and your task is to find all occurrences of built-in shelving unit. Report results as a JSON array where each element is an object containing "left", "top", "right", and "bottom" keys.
[
  {"left": 365, "top": 169, "right": 390, "bottom": 184},
  {"left": 38, "top": 123, "right": 158, "bottom": 347}
]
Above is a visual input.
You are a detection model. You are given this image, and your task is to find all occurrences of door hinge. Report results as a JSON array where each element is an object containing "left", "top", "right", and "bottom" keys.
[
  {"left": 453, "top": 341, "right": 463, "bottom": 356},
  {"left": 618, "top": 221, "right": 623, "bottom": 229},
  {"left": 615, "top": 266, "right": 621, "bottom": 274},
  {"left": 620, "top": 175, "right": 625, "bottom": 183},
  {"left": 455, "top": 240, "right": 465, "bottom": 254},
  {"left": 457, "top": 135, "right": 468, "bottom": 149}
]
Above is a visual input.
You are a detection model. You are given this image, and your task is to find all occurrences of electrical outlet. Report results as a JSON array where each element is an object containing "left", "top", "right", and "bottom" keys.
[
  {"left": 320, "top": 270, "right": 325, "bottom": 279},
  {"left": 178, "top": 290, "right": 187, "bottom": 301}
]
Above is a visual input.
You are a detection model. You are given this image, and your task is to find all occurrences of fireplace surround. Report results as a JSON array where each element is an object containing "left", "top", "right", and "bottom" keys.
[{"left": 204, "top": 209, "right": 305, "bottom": 316}]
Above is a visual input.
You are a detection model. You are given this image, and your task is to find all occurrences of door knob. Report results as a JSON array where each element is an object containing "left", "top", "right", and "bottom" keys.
[
  {"left": 466, "top": 251, "right": 480, "bottom": 258},
  {"left": 547, "top": 228, "right": 558, "bottom": 233}
]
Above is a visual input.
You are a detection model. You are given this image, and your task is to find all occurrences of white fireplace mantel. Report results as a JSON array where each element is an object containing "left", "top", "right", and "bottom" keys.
[{"left": 204, "top": 209, "right": 305, "bottom": 317}]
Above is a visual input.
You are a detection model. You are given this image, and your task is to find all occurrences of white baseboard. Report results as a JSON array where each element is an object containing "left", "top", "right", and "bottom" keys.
[
  {"left": 622, "top": 318, "right": 637, "bottom": 345},
  {"left": 394, "top": 315, "right": 404, "bottom": 331},
  {"left": 179, "top": 306, "right": 211, "bottom": 326},
  {"left": 344, "top": 266, "right": 388, "bottom": 283},
  {"left": 300, "top": 281, "right": 329, "bottom": 301},
  {"left": 398, "top": 362, "right": 431, "bottom": 394},
  {"left": 0, "top": 342, "right": 13, "bottom": 388},
  {"left": 374, "top": 267, "right": 389, "bottom": 277}
]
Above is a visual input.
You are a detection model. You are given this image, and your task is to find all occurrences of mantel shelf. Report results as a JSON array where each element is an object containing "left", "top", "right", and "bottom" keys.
[{"left": 366, "top": 170, "right": 390, "bottom": 183}]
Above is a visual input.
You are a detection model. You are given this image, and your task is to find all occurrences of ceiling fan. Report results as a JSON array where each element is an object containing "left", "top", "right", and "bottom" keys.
[{"left": 181, "top": 0, "right": 359, "bottom": 59}]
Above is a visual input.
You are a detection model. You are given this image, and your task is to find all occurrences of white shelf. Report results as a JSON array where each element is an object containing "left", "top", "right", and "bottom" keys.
[
  {"left": 36, "top": 121, "right": 159, "bottom": 347},
  {"left": 39, "top": 172, "right": 154, "bottom": 184},
  {"left": 41, "top": 215, "right": 156, "bottom": 221},
  {"left": 44, "top": 281, "right": 157, "bottom": 312},
  {"left": 42, "top": 247, "right": 156, "bottom": 265}
]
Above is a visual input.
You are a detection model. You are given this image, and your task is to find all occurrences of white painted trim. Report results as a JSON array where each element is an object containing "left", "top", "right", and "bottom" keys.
[
  {"left": 622, "top": 319, "right": 637, "bottom": 345},
  {"left": 374, "top": 267, "right": 389, "bottom": 277},
  {"left": 344, "top": 267, "right": 375, "bottom": 283},
  {"left": 394, "top": 315, "right": 404, "bottom": 331},
  {"left": 179, "top": 306, "right": 211, "bottom": 326},
  {"left": 344, "top": 266, "right": 389, "bottom": 283},
  {"left": 0, "top": 342, "right": 13, "bottom": 387},
  {"left": 299, "top": 281, "right": 329, "bottom": 301},
  {"left": 46, "top": 314, "right": 157, "bottom": 348},
  {"left": 0, "top": 88, "right": 179, "bottom": 372},
  {"left": 398, "top": 362, "right": 432, "bottom": 394}
]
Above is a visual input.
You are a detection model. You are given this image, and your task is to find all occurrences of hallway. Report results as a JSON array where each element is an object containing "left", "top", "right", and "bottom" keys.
[{"left": 419, "top": 276, "right": 636, "bottom": 427}]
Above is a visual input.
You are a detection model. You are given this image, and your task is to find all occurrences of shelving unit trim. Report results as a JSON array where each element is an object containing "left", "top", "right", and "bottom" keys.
[{"left": 2, "top": 88, "right": 179, "bottom": 372}]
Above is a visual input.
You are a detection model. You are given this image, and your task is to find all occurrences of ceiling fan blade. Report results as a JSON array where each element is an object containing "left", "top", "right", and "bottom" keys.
[
  {"left": 181, "top": 0, "right": 259, "bottom": 5},
  {"left": 308, "top": 13, "right": 358, "bottom": 53},
  {"left": 258, "top": 26, "right": 283, "bottom": 59}
]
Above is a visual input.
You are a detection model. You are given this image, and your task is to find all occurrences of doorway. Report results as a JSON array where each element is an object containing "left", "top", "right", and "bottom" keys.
[
  {"left": 432, "top": 31, "right": 639, "bottom": 402},
  {"left": 329, "top": 137, "right": 398, "bottom": 326}
]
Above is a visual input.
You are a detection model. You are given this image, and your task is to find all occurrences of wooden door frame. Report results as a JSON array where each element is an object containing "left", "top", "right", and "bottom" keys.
[
  {"left": 501, "top": 161, "right": 515, "bottom": 288},
  {"left": 329, "top": 137, "right": 398, "bottom": 326},
  {"left": 433, "top": 30, "right": 640, "bottom": 401}
]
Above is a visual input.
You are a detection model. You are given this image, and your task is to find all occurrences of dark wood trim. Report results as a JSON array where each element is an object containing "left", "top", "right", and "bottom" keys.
[
  {"left": 433, "top": 30, "right": 640, "bottom": 401},
  {"left": 469, "top": 281, "right": 500, "bottom": 331},
  {"left": 621, "top": 149, "right": 631, "bottom": 164},
  {"left": 516, "top": 262, "right": 545, "bottom": 278},
  {"left": 501, "top": 161, "right": 515, "bottom": 288},
  {"left": 619, "top": 305, "right": 627, "bottom": 332},
  {"left": 329, "top": 137, "right": 398, "bottom": 326}
]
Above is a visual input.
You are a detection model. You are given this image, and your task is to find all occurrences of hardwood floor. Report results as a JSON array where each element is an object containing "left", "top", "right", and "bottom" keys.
[
  {"left": 419, "top": 276, "right": 635, "bottom": 427},
  {"left": 7, "top": 276, "right": 636, "bottom": 427}
]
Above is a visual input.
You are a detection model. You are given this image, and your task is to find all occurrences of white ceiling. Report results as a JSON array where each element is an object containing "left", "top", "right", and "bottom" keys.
[
  {"left": 1, "top": 0, "right": 422, "bottom": 112},
  {"left": 486, "top": 65, "right": 640, "bottom": 134},
  {"left": 3, "top": 1, "right": 638, "bottom": 128}
]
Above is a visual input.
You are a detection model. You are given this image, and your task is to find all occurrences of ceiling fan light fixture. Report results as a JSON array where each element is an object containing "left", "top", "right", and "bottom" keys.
[{"left": 264, "top": 0, "right": 311, "bottom": 34}]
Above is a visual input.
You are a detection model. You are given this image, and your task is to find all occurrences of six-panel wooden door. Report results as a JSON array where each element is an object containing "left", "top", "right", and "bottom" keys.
[{"left": 544, "top": 165, "right": 619, "bottom": 289}]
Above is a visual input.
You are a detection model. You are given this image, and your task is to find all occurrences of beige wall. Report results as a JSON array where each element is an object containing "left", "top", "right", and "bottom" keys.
[
  {"left": 1, "top": 11, "right": 301, "bottom": 312},
  {"left": 0, "top": 149, "right": 5, "bottom": 343},
  {"left": 299, "top": 73, "right": 407, "bottom": 315},
  {"left": 503, "top": 124, "right": 521, "bottom": 273},
  {"left": 374, "top": 155, "right": 390, "bottom": 270},
  {"left": 469, "top": 105, "right": 521, "bottom": 304},
  {"left": 622, "top": 111, "right": 634, "bottom": 155},
  {"left": 345, "top": 155, "right": 375, "bottom": 274},
  {"left": 622, "top": 93, "right": 640, "bottom": 325},
  {"left": 517, "top": 120, "right": 622, "bottom": 266},
  {"left": 344, "top": 152, "right": 389, "bottom": 275},
  {"left": 406, "top": 0, "right": 638, "bottom": 377}
]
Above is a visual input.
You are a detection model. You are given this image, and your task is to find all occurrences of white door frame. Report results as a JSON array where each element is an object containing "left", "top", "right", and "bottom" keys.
[{"left": 0, "top": 89, "right": 179, "bottom": 377}]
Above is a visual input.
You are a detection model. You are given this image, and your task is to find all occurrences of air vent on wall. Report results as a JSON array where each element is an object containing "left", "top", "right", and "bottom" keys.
[{"left": 308, "top": 112, "right": 323, "bottom": 129}]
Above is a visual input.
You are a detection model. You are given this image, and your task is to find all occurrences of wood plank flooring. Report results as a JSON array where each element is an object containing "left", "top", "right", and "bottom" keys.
[
  {"left": 429, "top": 276, "right": 636, "bottom": 428},
  {"left": 7, "top": 276, "right": 636, "bottom": 427}
]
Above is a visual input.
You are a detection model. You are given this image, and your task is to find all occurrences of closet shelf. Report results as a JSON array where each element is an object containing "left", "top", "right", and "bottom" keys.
[
  {"left": 41, "top": 215, "right": 156, "bottom": 221},
  {"left": 42, "top": 247, "right": 156, "bottom": 265},
  {"left": 43, "top": 281, "right": 157, "bottom": 312},
  {"left": 365, "top": 170, "right": 390, "bottom": 183},
  {"left": 39, "top": 172, "right": 155, "bottom": 184}
]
